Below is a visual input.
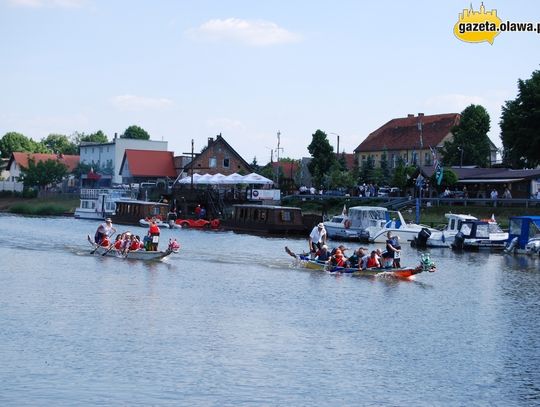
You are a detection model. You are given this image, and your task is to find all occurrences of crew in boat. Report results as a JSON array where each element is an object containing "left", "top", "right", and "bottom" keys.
[
  {"left": 329, "top": 249, "right": 346, "bottom": 268},
  {"left": 315, "top": 245, "right": 330, "bottom": 262},
  {"left": 94, "top": 218, "right": 117, "bottom": 245},
  {"left": 366, "top": 250, "right": 382, "bottom": 268},
  {"left": 382, "top": 231, "right": 400, "bottom": 268},
  {"left": 308, "top": 222, "right": 327, "bottom": 254},
  {"left": 148, "top": 220, "right": 161, "bottom": 251}
]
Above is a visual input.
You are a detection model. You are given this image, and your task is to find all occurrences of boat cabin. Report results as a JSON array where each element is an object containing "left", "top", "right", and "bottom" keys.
[
  {"left": 443, "top": 213, "right": 477, "bottom": 234},
  {"left": 112, "top": 200, "right": 169, "bottom": 226},
  {"left": 507, "top": 216, "right": 540, "bottom": 252},
  {"left": 223, "top": 204, "right": 308, "bottom": 235},
  {"left": 458, "top": 220, "right": 505, "bottom": 239}
]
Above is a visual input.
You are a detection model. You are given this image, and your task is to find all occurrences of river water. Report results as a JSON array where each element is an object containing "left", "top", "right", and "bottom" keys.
[{"left": 1, "top": 214, "right": 539, "bottom": 406}]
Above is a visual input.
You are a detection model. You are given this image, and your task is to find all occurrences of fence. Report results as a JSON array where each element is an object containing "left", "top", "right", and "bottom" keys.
[{"left": 0, "top": 181, "right": 23, "bottom": 192}]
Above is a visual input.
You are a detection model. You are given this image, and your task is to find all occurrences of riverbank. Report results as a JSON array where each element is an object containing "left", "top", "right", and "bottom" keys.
[{"left": 0, "top": 195, "right": 79, "bottom": 216}]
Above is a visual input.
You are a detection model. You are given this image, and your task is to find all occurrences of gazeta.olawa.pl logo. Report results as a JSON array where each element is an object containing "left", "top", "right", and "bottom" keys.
[{"left": 454, "top": 2, "right": 540, "bottom": 44}]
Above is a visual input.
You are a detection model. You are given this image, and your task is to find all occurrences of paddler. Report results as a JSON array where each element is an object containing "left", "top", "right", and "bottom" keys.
[
  {"left": 94, "top": 218, "right": 117, "bottom": 245},
  {"left": 148, "top": 220, "right": 160, "bottom": 251}
]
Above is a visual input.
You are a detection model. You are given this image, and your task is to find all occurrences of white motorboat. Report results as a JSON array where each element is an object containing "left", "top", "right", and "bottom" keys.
[
  {"left": 366, "top": 210, "right": 439, "bottom": 243},
  {"left": 75, "top": 188, "right": 136, "bottom": 220},
  {"left": 452, "top": 217, "right": 509, "bottom": 251},
  {"left": 323, "top": 206, "right": 389, "bottom": 241},
  {"left": 411, "top": 213, "right": 478, "bottom": 248}
]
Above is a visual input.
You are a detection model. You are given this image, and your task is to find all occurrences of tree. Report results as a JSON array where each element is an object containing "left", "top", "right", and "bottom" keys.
[
  {"left": 430, "top": 168, "right": 458, "bottom": 188},
  {"left": 19, "top": 158, "right": 68, "bottom": 189},
  {"left": 0, "top": 132, "right": 46, "bottom": 158},
  {"left": 307, "top": 130, "right": 336, "bottom": 187},
  {"left": 41, "top": 134, "right": 78, "bottom": 155},
  {"left": 392, "top": 158, "right": 416, "bottom": 189},
  {"left": 500, "top": 69, "right": 540, "bottom": 168},
  {"left": 74, "top": 130, "right": 109, "bottom": 144},
  {"left": 441, "top": 104, "right": 491, "bottom": 167},
  {"left": 122, "top": 125, "right": 150, "bottom": 140}
]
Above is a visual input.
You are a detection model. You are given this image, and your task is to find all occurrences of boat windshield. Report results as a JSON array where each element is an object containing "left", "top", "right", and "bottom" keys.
[
  {"left": 331, "top": 216, "right": 344, "bottom": 223},
  {"left": 488, "top": 223, "right": 504, "bottom": 234},
  {"left": 349, "top": 209, "right": 386, "bottom": 221},
  {"left": 529, "top": 221, "right": 540, "bottom": 239},
  {"left": 460, "top": 223, "right": 473, "bottom": 236},
  {"left": 509, "top": 218, "right": 522, "bottom": 235}
]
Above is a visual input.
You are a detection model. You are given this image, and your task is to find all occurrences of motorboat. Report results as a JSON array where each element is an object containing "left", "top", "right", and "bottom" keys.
[
  {"left": 411, "top": 213, "right": 478, "bottom": 248},
  {"left": 504, "top": 216, "right": 540, "bottom": 256},
  {"left": 366, "top": 210, "right": 438, "bottom": 243},
  {"left": 323, "top": 206, "right": 388, "bottom": 241},
  {"left": 451, "top": 217, "right": 509, "bottom": 251},
  {"left": 74, "top": 188, "right": 136, "bottom": 220}
]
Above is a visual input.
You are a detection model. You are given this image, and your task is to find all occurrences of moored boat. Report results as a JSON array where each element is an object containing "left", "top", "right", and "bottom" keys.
[
  {"left": 323, "top": 206, "right": 388, "bottom": 241},
  {"left": 504, "top": 216, "right": 540, "bottom": 256},
  {"left": 411, "top": 213, "right": 478, "bottom": 248},
  {"left": 74, "top": 188, "right": 136, "bottom": 220},
  {"left": 366, "top": 210, "right": 438, "bottom": 243},
  {"left": 451, "top": 217, "right": 508, "bottom": 251}
]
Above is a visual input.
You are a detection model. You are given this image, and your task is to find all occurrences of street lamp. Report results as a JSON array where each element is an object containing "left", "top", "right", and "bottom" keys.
[{"left": 458, "top": 146, "right": 464, "bottom": 168}]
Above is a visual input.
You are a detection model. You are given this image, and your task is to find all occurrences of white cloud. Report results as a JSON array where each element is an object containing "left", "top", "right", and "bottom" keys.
[
  {"left": 7, "top": 0, "right": 85, "bottom": 7},
  {"left": 188, "top": 18, "right": 302, "bottom": 46},
  {"left": 111, "top": 95, "right": 174, "bottom": 111}
]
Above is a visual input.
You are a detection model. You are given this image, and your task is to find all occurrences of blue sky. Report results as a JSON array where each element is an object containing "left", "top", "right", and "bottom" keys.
[{"left": 1, "top": 0, "right": 539, "bottom": 163}]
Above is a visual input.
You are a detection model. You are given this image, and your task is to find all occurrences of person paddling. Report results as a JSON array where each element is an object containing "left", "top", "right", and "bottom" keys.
[
  {"left": 94, "top": 218, "right": 117, "bottom": 245},
  {"left": 148, "top": 220, "right": 160, "bottom": 251}
]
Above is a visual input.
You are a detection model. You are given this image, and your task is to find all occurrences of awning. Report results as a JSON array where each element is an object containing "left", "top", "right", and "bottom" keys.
[{"left": 457, "top": 178, "right": 525, "bottom": 184}]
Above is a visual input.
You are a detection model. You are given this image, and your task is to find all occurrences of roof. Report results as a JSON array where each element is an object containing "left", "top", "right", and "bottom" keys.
[
  {"left": 184, "top": 135, "right": 252, "bottom": 172},
  {"left": 420, "top": 165, "right": 540, "bottom": 181},
  {"left": 338, "top": 153, "right": 356, "bottom": 170},
  {"left": 8, "top": 152, "right": 79, "bottom": 172},
  {"left": 120, "top": 149, "right": 176, "bottom": 177},
  {"left": 272, "top": 161, "right": 299, "bottom": 177},
  {"left": 354, "top": 113, "right": 460, "bottom": 153}
]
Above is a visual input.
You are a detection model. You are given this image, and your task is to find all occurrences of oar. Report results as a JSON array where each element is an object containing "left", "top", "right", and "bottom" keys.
[
  {"left": 88, "top": 235, "right": 101, "bottom": 255},
  {"left": 101, "top": 244, "right": 116, "bottom": 256},
  {"left": 284, "top": 246, "right": 298, "bottom": 259}
]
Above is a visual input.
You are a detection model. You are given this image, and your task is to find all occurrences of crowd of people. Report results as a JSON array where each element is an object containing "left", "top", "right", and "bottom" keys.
[
  {"left": 308, "top": 222, "right": 402, "bottom": 270},
  {"left": 93, "top": 217, "right": 180, "bottom": 254}
]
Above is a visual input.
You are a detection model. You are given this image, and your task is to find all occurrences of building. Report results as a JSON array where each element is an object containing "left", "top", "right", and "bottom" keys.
[
  {"left": 4, "top": 152, "right": 79, "bottom": 192},
  {"left": 354, "top": 113, "right": 460, "bottom": 169},
  {"left": 79, "top": 135, "right": 168, "bottom": 185},
  {"left": 420, "top": 165, "right": 540, "bottom": 198},
  {"left": 183, "top": 134, "right": 252, "bottom": 176},
  {"left": 119, "top": 149, "right": 177, "bottom": 184}
]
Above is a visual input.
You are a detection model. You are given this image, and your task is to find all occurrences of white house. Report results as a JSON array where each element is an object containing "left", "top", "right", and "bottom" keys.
[{"left": 79, "top": 136, "right": 168, "bottom": 185}]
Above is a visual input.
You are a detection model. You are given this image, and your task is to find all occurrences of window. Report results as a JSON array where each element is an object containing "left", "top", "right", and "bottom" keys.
[
  {"left": 450, "top": 219, "right": 456, "bottom": 230},
  {"left": 223, "top": 158, "right": 230, "bottom": 168},
  {"left": 425, "top": 152, "right": 432, "bottom": 165},
  {"left": 209, "top": 157, "right": 217, "bottom": 168},
  {"left": 411, "top": 152, "right": 418, "bottom": 165},
  {"left": 281, "top": 211, "right": 292, "bottom": 222},
  {"left": 509, "top": 218, "right": 522, "bottom": 235},
  {"left": 476, "top": 224, "right": 489, "bottom": 238}
]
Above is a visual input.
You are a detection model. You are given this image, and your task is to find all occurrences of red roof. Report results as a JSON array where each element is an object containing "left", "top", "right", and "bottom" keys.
[
  {"left": 9, "top": 152, "right": 79, "bottom": 172},
  {"left": 120, "top": 149, "right": 176, "bottom": 177},
  {"left": 354, "top": 113, "right": 460, "bottom": 153},
  {"left": 272, "top": 161, "right": 299, "bottom": 177},
  {"left": 337, "top": 153, "right": 356, "bottom": 170}
]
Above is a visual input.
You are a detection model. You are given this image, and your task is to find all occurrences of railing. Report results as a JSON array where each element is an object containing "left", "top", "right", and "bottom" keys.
[
  {"left": 423, "top": 197, "right": 540, "bottom": 208},
  {"left": 0, "top": 181, "right": 23, "bottom": 192}
]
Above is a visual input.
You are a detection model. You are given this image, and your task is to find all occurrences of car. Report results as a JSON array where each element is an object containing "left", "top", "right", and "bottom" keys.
[
  {"left": 174, "top": 218, "right": 221, "bottom": 229},
  {"left": 377, "top": 187, "right": 391, "bottom": 197}
]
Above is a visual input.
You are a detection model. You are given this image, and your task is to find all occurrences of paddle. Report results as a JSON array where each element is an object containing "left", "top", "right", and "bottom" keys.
[
  {"left": 101, "top": 234, "right": 119, "bottom": 256},
  {"left": 284, "top": 246, "right": 298, "bottom": 259},
  {"left": 88, "top": 235, "right": 100, "bottom": 254}
]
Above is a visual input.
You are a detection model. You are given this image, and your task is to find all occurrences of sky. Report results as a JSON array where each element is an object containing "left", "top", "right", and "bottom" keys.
[{"left": 1, "top": 0, "right": 539, "bottom": 164}]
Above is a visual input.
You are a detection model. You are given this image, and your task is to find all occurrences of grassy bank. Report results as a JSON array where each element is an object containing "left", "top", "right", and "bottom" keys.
[{"left": 0, "top": 196, "right": 79, "bottom": 216}]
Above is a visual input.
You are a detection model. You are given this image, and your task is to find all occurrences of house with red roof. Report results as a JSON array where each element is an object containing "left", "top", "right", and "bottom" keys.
[
  {"left": 118, "top": 149, "right": 177, "bottom": 184},
  {"left": 2, "top": 152, "right": 80, "bottom": 192},
  {"left": 354, "top": 113, "right": 460, "bottom": 169},
  {"left": 183, "top": 134, "right": 252, "bottom": 176}
]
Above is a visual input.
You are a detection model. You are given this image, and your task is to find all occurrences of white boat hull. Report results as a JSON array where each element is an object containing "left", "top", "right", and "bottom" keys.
[{"left": 370, "top": 227, "right": 437, "bottom": 243}]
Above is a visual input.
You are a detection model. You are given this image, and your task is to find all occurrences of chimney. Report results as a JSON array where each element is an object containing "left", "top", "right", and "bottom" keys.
[
  {"left": 407, "top": 114, "right": 414, "bottom": 118},
  {"left": 418, "top": 113, "right": 424, "bottom": 117},
  {"left": 208, "top": 137, "right": 214, "bottom": 146}
]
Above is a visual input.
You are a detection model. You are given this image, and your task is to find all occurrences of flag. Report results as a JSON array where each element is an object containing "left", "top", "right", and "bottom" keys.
[
  {"left": 342, "top": 204, "right": 348, "bottom": 216},
  {"left": 430, "top": 146, "right": 444, "bottom": 186},
  {"left": 416, "top": 173, "right": 424, "bottom": 187}
]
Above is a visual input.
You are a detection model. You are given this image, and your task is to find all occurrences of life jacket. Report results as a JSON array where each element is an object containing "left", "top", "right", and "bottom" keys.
[
  {"left": 100, "top": 237, "right": 110, "bottom": 247},
  {"left": 114, "top": 240, "right": 122, "bottom": 250},
  {"left": 149, "top": 224, "right": 160, "bottom": 234},
  {"left": 332, "top": 256, "right": 346, "bottom": 267},
  {"left": 367, "top": 257, "right": 379, "bottom": 268},
  {"left": 129, "top": 241, "right": 140, "bottom": 251}
]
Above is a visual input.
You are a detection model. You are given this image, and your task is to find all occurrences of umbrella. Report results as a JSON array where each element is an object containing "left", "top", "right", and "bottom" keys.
[{"left": 242, "top": 172, "right": 274, "bottom": 185}]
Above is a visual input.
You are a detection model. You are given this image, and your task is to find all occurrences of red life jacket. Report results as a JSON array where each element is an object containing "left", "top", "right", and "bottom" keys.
[
  {"left": 100, "top": 237, "right": 110, "bottom": 247},
  {"left": 114, "top": 240, "right": 122, "bottom": 250},
  {"left": 129, "top": 241, "right": 140, "bottom": 251},
  {"left": 367, "top": 257, "right": 379, "bottom": 268},
  {"left": 149, "top": 224, "right": 160, "bottom": 234}
]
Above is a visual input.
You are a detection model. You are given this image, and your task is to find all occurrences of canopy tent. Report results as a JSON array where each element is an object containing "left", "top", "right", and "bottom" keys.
[
  {"left": 242, "top": 172, "right": 274, "bottom": 185},
  {"left": 176, "top": 172, "right": 274, "bottom": 185}
]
